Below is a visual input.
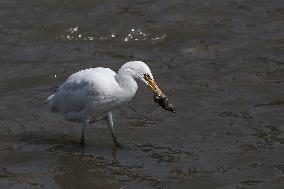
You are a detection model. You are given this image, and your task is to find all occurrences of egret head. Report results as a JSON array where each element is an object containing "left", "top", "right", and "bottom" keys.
[
  {"left": 119, "top": 61, "right": 176, "bottom": 113},
  {"left": 119, "top": 61, "right": 165, "bottom": 97}
]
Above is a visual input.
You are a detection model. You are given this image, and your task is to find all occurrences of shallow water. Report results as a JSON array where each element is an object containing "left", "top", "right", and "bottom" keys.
[{"left": 0, "top": 0, "right": 284, "bottom": 188}]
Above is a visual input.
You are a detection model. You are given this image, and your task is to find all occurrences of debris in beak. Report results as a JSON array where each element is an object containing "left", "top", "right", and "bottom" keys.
[
  {"left": 143, "top": 74, "right": 176, "bottom": 113},
  {"left": 153, "top": 92, "right": 176, "bottom": 113}
]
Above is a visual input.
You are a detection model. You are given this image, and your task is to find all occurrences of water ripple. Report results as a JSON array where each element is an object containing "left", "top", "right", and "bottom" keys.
[{"left": 58, "top": 26, "right": 167, "bottom": 44}]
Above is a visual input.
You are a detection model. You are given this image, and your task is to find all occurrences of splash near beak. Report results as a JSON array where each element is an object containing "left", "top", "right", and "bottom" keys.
[{"left": 143, "top": 74, "right": 176, "bottom": 113}]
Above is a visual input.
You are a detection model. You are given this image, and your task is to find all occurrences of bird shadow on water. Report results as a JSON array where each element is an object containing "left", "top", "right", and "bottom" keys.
[
  {"left": 15, "top": 131, "right": 192, "bottom": 163},
  {"left": 14, "top": 131, "right": 136, "bottom": 160},
  {"left": 3, "top": 126, "right": 193, "bottom": 162}
]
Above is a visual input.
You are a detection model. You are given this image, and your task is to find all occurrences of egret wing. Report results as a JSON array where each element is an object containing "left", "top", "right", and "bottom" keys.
[{"left": 48, "top": 68, "right": 120, "bottom": 115}]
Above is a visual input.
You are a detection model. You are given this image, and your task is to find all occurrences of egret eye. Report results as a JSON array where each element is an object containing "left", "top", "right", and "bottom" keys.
[{"left": 143, "top": 73, "right": 151, "bottom": 79}]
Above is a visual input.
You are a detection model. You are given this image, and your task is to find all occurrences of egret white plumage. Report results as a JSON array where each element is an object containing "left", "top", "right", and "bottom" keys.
[{"left": 47, "top": 61, "right": 175, "bottom": 146}]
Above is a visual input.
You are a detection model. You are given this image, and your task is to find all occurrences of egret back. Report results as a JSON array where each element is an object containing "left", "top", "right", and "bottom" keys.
[{"left": 48, "top": 67, "right": 121, "bottom": 119}]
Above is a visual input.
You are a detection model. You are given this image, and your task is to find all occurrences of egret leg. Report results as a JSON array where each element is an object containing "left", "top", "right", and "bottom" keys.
[
  {"left": 80, "top": 122, "right": 87, "bottom": 145},
  {"left": 106, "top": 112, "right": 120, "bottom": 147}
]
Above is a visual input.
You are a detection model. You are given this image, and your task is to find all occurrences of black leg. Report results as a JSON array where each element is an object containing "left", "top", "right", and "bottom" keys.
[
  {"left": 80, "top": 122, "right": 86, "bottom": 145},
  {"left": 106, "top": 112, "right": 121, "bottom": 147},
  {"left": 80, "top": 132, "right": 85, "bottom": 145},
  {"left": 110, "top": 131, "right": 121, "bottom": 148}
]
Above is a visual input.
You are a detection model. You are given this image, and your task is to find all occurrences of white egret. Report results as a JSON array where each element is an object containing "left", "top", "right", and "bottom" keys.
[{"left": 47, "top": 61, "right": 174, "bottom": 146}]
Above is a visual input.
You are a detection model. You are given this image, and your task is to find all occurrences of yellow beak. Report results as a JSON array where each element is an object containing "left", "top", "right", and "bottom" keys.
[{"left": 143, "top": 74, "right": 165, "bottom": 97}]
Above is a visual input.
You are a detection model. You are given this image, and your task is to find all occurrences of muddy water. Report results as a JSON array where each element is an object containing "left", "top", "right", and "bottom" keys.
[{"left": 0, "top": 0, "right": 284, "bottom": 188}]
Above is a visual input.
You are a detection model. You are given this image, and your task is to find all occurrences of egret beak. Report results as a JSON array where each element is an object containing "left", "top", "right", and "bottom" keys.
[
  {"left": 143, "top": 74, "right": 165, "bottom": 97},
  {"left": 144, "top": 74, "right": 176, "bottom": 113}
]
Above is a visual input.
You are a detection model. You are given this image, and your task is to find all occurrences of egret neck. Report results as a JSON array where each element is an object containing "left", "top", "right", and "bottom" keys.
[{"left": 116, "top": 69, "right": 138, "bottom": 101}]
